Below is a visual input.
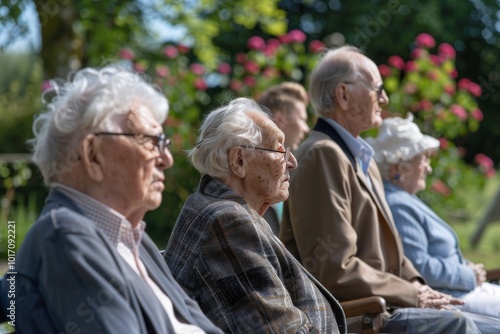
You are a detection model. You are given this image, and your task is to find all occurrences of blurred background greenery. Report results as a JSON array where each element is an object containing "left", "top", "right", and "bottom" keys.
[{"left": 0, "top": 0, "right": 499, "bottom": 268}]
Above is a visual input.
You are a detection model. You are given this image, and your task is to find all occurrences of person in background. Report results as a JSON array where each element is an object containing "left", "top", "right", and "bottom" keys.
[
  {"left": 257, "top": 82, "right": 310, "bottom": 235},
  {"left": 0, "top": 66, "right": 222, "bottom": 333},
  {"left": 280, "top": 45, "right": 488, "bottom": 333},
  {"left": 164, "top": 97, "right": 346, "bottom": 333},
  {"left": 367, "top": 114, "right": 500, "bottom": 319}
]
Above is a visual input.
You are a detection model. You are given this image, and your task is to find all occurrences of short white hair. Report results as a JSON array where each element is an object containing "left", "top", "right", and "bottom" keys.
[
  {"left": 30, "top": 65, "right": 169, "bottom": 185},
  {"left": 189, "top": 97, "right": 271, "bottom": 179},
  {"left": 309, "top": 45, "right": 365, "bottom": 117}
]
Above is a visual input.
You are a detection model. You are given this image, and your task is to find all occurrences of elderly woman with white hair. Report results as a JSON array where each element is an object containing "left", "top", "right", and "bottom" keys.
[
  {"left": 164, "top": 97, "right": 347, "bottom": 333},
  {"left": 367, "top": 114, "right": 500, "bottom": 319}
]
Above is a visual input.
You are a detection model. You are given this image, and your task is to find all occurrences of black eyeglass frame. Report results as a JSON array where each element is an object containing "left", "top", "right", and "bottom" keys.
[
  {"left": 343, "top": 81, "right": 385, "bottom": 100},
  {"left": 241, "top": 146, "right": 291, "bottom": 162},
  {"left": 94, "top": 132, "right": 172, "bottom": 152}
]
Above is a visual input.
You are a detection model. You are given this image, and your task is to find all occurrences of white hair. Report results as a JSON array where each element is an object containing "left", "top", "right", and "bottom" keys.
[
  {"left": 309, "top": 45, "right": 365, "bottom": 117},
  {"left": 189, "top": 97, "right": 271, "bottom": 179},
  {"left": 30, "top": 65, "right": 169, "bottom": 185}
]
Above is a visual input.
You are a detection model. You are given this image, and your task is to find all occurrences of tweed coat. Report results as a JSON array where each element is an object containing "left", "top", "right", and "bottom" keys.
[
  {"left": 164, "top": 175, "right": 347, "bottom": 333},
  {"left": 280, "top": 118, "right": 423, "bottom": 307},
  {"left": 0, "top": 189, "right": 222, "bottom": 333}
]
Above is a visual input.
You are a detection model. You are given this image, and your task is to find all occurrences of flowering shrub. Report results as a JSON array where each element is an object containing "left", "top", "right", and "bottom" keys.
[
  {"left": 117, "top": 30, "right": 491, "bottom": 228},
  {"left": 379, "top": 33, "right": 494, "bottom": 215}
]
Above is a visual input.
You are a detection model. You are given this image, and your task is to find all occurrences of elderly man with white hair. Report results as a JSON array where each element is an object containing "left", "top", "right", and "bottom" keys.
[
  {"left": 0, "top": 65, "right": 222, "bottom": 333},
  {"left": 164, "top": 97, "right": 347, "bottom": 333}
]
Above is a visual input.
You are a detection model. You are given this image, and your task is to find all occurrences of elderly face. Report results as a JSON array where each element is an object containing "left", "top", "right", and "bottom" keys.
[
  {"left": 241, "top": 112, "right": 298, "bottom": 215},
  {"left": 394, "top": 153, "right": 431, "bottom": 195},
  {"left": 94, "top": 105, "right": 174, "bottom": 224},
  {"left": 341, "top": 54, "right": 389, "bottom": 136}
]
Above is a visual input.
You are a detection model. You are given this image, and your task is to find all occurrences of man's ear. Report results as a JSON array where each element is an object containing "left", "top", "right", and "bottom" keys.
[
  {"left": 228, "top": 146, "right": 247, "bottom": 178},
  {"left": 335, "top": 83, "right": 350, "bottom": 110},
  {"left": 81, "top": 134, "right": 105, "bottom": 181}
]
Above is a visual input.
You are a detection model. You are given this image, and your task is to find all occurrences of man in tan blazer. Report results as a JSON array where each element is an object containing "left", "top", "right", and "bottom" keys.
[{"left": 280, "top": 45, "right": 496, "bottom": 333}]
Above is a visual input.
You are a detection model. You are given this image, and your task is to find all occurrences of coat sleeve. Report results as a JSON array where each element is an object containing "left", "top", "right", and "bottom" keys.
[
  {"left": 285, "top": 143, "right": 419, "bottom": 307},
  {"left": 17, "top": 208, "right": 145, "bottom": 333},
  {"left": 198, "top": 205, "right": 316, "bottom": 333},
  {"left": 390, "top": 200, "right": 476, "bottom": 291}
]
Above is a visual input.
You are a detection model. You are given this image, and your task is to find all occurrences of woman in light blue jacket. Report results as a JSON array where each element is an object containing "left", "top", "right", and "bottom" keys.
[{"left": 367, "top": 115, "right": 500, "bottom": 319}]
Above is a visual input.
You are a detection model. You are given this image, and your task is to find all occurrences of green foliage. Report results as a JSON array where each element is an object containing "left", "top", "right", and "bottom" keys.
[
  {"left": 375, "top": 33, "right": 493, "bottom": 215},
  {"left": 0, "top": 54, "right": 43, "bottom": 153},
  {"left": 0, "top": 192, "right": 38, "bottom": 260}
]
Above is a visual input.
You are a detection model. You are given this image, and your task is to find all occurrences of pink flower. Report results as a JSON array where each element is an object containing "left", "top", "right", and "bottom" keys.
[
  {"left": 388, "top": 55, "right": 405, "bottom": 70},
  {"left": 268, "top": 38, "right": 281, "bottom": 48},
  {"left": 177, "top": 44, "right": 190, "bottom": 54},
  {"left": 450, "top": 104, "right": 467, "bottom": 120},
  {"left": 471, "top": 108, "right": 483, "bottom": 121},
  {"left": 155, "top": 65, "right": 169, "bottom": 78},
  {"left": 217, "top": 63, "right": 231, "bottom": 75},
  {"left": 427, "top": 70, "right": 438, "bottom": 80},
  {"left": 288, "top": 29, "right": 307, "bottom": 43},
  {"left": 486, "top": 168, "right": 496, "bottom": 178},
  {"left": 467, "top": 82, "right": 482, "bottom": 97},
  {"left": 450, "top": 69, "right": 458, "bottom": 78},
  {"left": 190, "top": 63, "right": 205, "bottom": 76},
  {"left": 475, "top": 153, "right": 494, "bottom": 169},
  {"left": 439, "top": 138, "right": 449, "bottom": 150},
  {"left": 229, "top": 79, "right": 243, "bottom": 91},
  {"left": 247, "top": 36, "right": 266, "bottom": 50},
  {"left": 430, "top": 55, "right": 440, "bottom": 66},
  {"left": 443, "top": 84, "right": 455, "bottom": 95},
  {"left": 431, "top": 179, "right": 451, "bottom": 196},
  {"left": 41, "top": 80, "right": 53, "bottom": 92},
  {"left": 264, "top": 44, "right": 279, "bottom": 56},
  {"left": 118, "top": 48, "right": 135, "bottom": 60},
  {"left": 163, "top": 45, "right": 179, "bottom": 58},
  {"left": 309, "top": 39, "right": 325, "bottom": 53},
  {"left": 438, "top": 43, "right": 456, "bottom": 59},
  {"left": 236, "top": 52, "right": 246, "bottom": 64},
  {"left": 244, "top": 60, "right": 259, "bottom": 74},
  {"left": 405, "top": 60, "right": 418, "bottom": 72},
  {"left": 458, "top": 78, "right": 471, "bottom": 90},
  {"left": 403, "top": 83, "right": 417, "bottom": 94},
  {"left": 243, "top": 76, "right": 256, "bottom": 87},
  {"left": 378, "top": 64, "right": 391, "bottom": 77},
  {"left": 415, "top": 33, "right": 436, "bottom": 48},
  {"left": 194, "top": 78, "right": 207, "bottom": 90},
  {"left": 411, "top": 48, "right": 425, "bottom": 59},
  {"left": 279, "top": 33, "right": 292, "bottom": 44},
  {"left": 420, "top": 100, "right": 433, "bottom": 111}
]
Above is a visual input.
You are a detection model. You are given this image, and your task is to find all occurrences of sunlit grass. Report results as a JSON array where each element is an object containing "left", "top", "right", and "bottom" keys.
[{"left": 439, "top": 174, "right": 500, "bottom": 270}]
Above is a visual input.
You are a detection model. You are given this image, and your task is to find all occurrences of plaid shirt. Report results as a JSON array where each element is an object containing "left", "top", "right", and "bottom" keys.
[{"left": 165, "top": 175, "right": 346, "bottom": 333}]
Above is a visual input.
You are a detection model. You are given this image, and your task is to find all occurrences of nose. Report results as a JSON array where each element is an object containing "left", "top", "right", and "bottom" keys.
[
  {"left": 379, "top": 89, "right": 389, "bottom": 106},
  {"left": 287, "top": 152, "right": 298, "bottom": 170},
  {"left": 158, "top": 148, "right": 174, "bottom": 170}
]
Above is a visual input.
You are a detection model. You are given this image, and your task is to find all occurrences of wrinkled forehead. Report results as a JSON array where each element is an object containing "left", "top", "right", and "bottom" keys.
[
  {"left": 122, "top": 104, "right": 160, "bottom": 132},
  {"left": 248, "top": 110, "right": 285, "bottom": 144}
]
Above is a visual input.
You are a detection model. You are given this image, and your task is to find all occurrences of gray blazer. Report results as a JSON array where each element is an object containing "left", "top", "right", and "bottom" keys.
[{"left": 0, "top": 189, "right": 222, "bottom": 333}]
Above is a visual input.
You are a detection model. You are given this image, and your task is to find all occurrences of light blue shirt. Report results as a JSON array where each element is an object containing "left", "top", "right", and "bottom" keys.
[
  {"left": 383, "top": 181, "right": 476, "bottom": 297},
  {"left": 321, "top": 117, "right": 374, "bottom": 186}
]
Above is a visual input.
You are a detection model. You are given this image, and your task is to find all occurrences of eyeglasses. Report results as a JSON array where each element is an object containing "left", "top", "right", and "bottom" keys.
[
  {"left": 94, "top": 132, "right": 172, "bottom": 152},
  {"left": 344, "top": 81, "right": 385, "bottom": 100},
  {"left": 242, "top": 146, "right": 291, "bottom": 162}
]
